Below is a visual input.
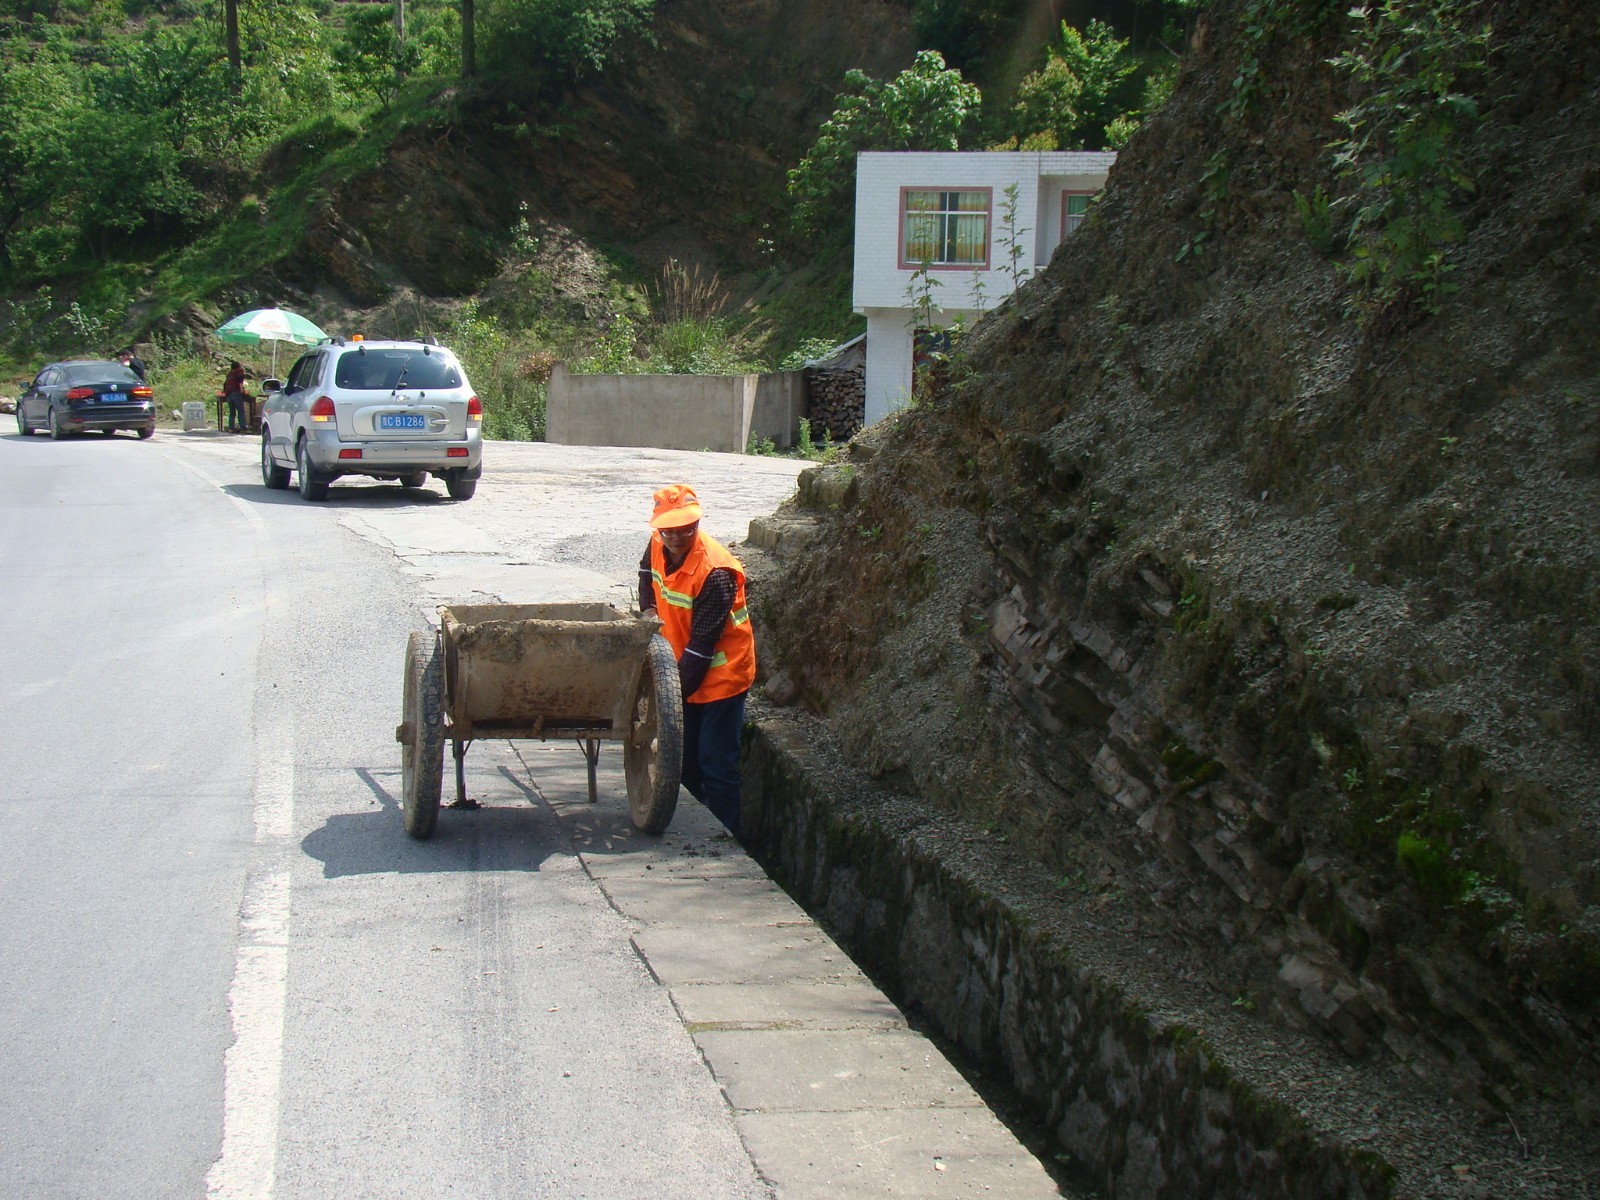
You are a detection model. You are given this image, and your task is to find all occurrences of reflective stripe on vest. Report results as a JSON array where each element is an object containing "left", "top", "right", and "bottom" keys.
[{"left": 651, "top": 569, "right": 695, "bottom": 610}]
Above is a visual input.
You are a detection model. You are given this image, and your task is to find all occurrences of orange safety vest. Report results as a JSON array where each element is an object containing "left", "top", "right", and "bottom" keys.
[{"left": 649, "top": 530, "right": 756, "bottom": 703}]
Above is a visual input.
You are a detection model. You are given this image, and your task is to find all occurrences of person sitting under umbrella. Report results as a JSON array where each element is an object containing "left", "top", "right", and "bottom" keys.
[{"left": 222, "top": 360, "right": 252, "bottom": 433}]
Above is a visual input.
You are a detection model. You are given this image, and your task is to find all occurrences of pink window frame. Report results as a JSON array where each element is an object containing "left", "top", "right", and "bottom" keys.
[
  {"left": 898, "top": 186, "right": 993, "bottom": 271},
  {"left": 1061, "top": 190, "right": 1094, "bottom": 240}
]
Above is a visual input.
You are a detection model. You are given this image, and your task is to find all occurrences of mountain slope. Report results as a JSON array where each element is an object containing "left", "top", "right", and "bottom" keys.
[
  {"left": 756, "top": 0, "right": 1599, "bottom": 1169},
  {"left": 260, "top": 0, "right": 917, "bottom": 327}
]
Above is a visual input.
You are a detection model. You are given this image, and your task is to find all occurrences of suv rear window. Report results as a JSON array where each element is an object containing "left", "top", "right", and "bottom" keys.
[{"left": 334, "top": 348, "right": 462, "bottom": 392}]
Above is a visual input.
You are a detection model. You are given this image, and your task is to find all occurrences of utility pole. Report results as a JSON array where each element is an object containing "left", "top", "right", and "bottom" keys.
[
  {"left": 225, "top": 0, "right": 241, "bottom": 90},
  {"left": 461, "top": 0, "right": 476, "bottom": 78},
  {"left": 394, "top": 0, "right": 407, "bottom": 85}
]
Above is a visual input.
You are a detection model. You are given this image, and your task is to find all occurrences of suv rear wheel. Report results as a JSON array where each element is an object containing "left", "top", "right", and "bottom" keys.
[
  {"left": 297, "top": 437, "right": 330, "bottom": 501},
  {"left": 262, "top": 433, "right": 290, "bottom": 489},
  {"left": 446, "top": 473, "right": 476, "bottom": 501}
]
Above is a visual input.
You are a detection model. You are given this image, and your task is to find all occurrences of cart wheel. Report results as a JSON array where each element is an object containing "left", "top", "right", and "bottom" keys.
[
  {"left": 400, "top": 630, "right": 445, "bottom": 839},
  {"left": 624, "top": 634, "right": 683, "bottom": 834}
]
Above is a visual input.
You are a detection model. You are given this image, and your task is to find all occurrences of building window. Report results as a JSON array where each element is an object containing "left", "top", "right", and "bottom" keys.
[
  {"left": 1062, "top": 192, "right": 1092, "bottom": 238},
  {"left": 901, "top": 188, "right": 991, "bottom": 268}
]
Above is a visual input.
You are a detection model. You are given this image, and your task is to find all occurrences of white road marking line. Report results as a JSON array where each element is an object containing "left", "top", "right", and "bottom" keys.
[
  {"left": 206, "top": 871, "right": 290, "bottom": 1199},
  {"left": 206, "top": 683, "right": 296, "bottom": 1197}
]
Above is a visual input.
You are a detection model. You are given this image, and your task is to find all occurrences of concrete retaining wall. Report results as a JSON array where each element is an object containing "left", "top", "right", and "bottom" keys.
[
  {"left": 752, "top": 371, "right": 805, "bottom": 451},
  {"left": 741, "top": 711, "right": 1395, "bottom": 1200},
  {"left": 546, "top": 364, "right": 805, "bottom": 452}
]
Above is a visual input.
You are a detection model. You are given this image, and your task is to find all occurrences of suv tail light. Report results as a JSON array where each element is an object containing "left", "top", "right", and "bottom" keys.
[
  {"left": 467, "top": 396, "right": 482, "bottom": 423},
  {"left": 310, "top": 396, "right": 335, "bottom": 422},
  {"left": 66, "top": 386, "right": 96, "bottom": 400}
]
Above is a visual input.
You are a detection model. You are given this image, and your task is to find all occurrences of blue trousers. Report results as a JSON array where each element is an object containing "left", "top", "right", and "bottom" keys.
[{"left": 681, "top": 690, "right": 748, "bottom": 835}]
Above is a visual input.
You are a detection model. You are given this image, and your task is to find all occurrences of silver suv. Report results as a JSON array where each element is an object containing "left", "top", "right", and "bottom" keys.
[{"left": 260, "top": 338, "right": 484, "bottom": 501}]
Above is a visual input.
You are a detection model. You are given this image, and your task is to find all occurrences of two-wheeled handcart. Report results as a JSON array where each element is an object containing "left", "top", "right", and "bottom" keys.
[{"left": 395, "top": 602, "right": 683, "bottom": 839}]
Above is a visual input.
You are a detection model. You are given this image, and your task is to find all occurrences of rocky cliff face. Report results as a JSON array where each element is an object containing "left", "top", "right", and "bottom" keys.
[{"left": 757, "top": 0, "right": 1599, "bottom": 1150}]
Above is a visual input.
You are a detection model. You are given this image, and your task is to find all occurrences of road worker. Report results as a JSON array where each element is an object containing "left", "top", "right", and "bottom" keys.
[{"left": 638, "top": 484, "right": 756, "bottom": 835}]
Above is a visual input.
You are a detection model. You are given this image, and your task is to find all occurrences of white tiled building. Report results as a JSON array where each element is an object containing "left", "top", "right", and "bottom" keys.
[{"left": 852, "top": 150, "right": 1116, "bottom": 424}]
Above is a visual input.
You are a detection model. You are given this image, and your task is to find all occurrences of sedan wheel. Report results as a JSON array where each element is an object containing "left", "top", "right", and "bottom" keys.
[
  {"left": 15, "top": 406, "right": 28, "bottom": 436},
  {"left": 297, "top": 438, "right": 330, "bottom": 502},
  {"left": 48, "top": 408, "right": 66, "bottom": 441}
]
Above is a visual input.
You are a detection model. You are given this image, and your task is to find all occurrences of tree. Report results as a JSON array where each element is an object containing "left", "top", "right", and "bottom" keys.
[
  {"left": 1008, "top": 56, "right": 1082, "bottom": 150},
  {"left": 0, "top": 41, "right": 77, "bottom": 274},
  {"left": 225, "top": 0, "right": 240, "bottom": 87},
  {"left": 233, "top": 0, "right": 339, "bottom": 137},
  {"left": 394, "top": 0, "right": 406, "bottom": 76},
  {"left": 1056, "top": 21, "right": 1137, "bottom": 145},
  {"left": 336, "top": 4, "right": 421, "bottom": 111},
  {"left": 101, "top": 25, "right": 235, "bottom": 159},
  {"left": 1007, "top": 20, "right": 1136, "bottom": 150},
  {"left": 478, "top": 0, "right": 653, "bottom": 96},
  {"left": 787, "top": 50, "right": 981, "bottom": 239},
  {"left": 910, "top": 0, "right": 1029, "bottom": 88},
  {"left": 68, "top": 105, "right": 199, "bottom": 260}
]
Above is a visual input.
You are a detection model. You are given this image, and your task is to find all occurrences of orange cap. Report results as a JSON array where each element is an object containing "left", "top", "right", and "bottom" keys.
[{"left": 650, "top": 483, "right": 703, "bottom": 529}]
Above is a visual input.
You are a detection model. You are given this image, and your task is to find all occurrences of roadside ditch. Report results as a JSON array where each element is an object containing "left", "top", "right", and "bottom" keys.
[{"left": 740, "top": 700, "right": 1400, "bottom": 1200}]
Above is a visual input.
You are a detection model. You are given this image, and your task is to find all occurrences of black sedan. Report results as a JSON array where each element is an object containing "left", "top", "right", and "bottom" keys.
[{"left": 16, "top": 360, "right": 156, "bottom": 439}]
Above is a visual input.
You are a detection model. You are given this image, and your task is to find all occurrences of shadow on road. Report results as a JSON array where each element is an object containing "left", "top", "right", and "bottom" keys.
[
  {"left": 301, "top": 765, "right": 567, "bottom": 878},
  {"left": 220, "top": 480, "right": 458, "bottom": 509},
  {"left": 6, "top": 429, "right": 157, "bottom": 445}
]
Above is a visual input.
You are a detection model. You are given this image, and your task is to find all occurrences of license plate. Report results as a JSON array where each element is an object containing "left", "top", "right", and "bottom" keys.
[
  {"left": 378, "top": 413, "right": 427, "bottom": 430},
  {"left": 99, "top": 392, "right": 126, "bottom": 403}
]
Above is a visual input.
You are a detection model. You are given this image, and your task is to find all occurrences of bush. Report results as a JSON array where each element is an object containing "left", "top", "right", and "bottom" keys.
[
  {"left": 573, "top": 312, "right": 643, "bottom": 375},
  {"left": 482, "top": 379, "right": 546, "bottom": 440},
  {"left": 647, "top": 318, "right": 762, "bottom": 375},
  {"left": 1330, "top": 0, "right": 1491, "bottom": 315}
]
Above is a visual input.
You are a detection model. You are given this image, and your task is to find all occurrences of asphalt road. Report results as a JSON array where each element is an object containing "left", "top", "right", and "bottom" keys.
[{"left": 0, "top": 428, "right": 809, "bottom": 1199}]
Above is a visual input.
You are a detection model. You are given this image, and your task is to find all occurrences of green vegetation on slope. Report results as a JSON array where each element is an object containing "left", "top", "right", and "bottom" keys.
[{"left": 0, "top": 0, "right": 1197, "bottom": 426}]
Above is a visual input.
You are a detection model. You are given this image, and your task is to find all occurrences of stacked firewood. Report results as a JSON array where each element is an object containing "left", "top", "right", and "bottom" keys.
[{"left": 804, "top": 365, "right": 864, "bottom": 441}]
